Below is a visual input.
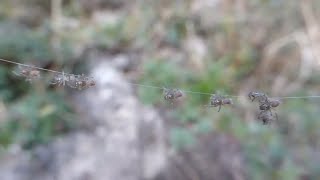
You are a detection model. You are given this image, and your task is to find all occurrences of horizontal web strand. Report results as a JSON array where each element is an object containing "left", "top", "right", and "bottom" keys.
[
  {"left": 2, "top": 58, "right": 320, "bottom": 100},
  {"left": 128, "top": 82, "right": 320, "bottom": 100},
  {"left": 0, "top": 58, "right": 72, "bottom": 76}
]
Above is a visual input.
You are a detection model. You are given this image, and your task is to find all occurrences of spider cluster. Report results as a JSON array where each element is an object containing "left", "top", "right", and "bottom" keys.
[
  {"left": 12, "top": 66, "right": 41, "bottom": 82},
  {"left": 161, "top": 89, "right": 281, "bottom": 124},
  {"left": 248, "top": 91, "right": 281, "bottom": 125},
  {"left": 51, "top": 73, "right": 95, "bottom": 90},
  {"left": 12, "top": 65, "right": 95, "bottom": 90}
]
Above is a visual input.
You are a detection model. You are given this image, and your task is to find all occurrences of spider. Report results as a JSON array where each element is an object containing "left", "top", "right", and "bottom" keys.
[
  {"left": 248, "top": 91, "right": 268, "bottom": 103},
  {"left": 12, "top": 65, "right": 41, "bottom": 82},
  {"left": 50, "top": 72, "right": 69, "bottom": 86},
  {"left": 259, "top": 98, "right": 280, "bottom": 111},
  {"left": 209, "top": 94, "right": 233, "bottom": 112},
  {"left": 163, "top": 88, "right": 183, "bottom": 102},
  {"left": 67, "top": 74, "right": 95, "bottom": 90}
]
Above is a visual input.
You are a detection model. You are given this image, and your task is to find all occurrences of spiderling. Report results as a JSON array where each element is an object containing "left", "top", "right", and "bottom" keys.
[
  {"left": 50, "top": 71, "right": 69, "bottom": 86},
  {"left": 163, "top": 88, "right": 183, "bottom": 103},
  {"left": 208, "top": 94, "right": 233, "bottom": 112},
  {"left": 248, "top": 91, "right": 268, "bottom": 103}
]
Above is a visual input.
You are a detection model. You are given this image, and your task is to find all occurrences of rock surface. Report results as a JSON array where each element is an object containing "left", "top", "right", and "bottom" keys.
[{"left": 154, "top": 133, "right": 247, "bottom": 180}]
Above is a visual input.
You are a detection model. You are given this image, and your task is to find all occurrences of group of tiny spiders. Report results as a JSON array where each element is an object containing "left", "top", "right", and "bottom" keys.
[
  {"left": 12, "top": 65, "right": 95, "bottom": 90},
  {"left": 248, "top": 92, "right": 280, "bottom": 125},
  {"left": 163, "top": 88, "right": 280, "bottom": 125},
  {"left": 12, "top": 64, "right": 281, "bottom": 124}
]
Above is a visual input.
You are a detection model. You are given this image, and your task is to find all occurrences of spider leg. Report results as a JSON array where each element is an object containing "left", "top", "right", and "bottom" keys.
[
  {"left": 218, "top": 105, "right": 221, "bottom": 112},
  {"left": 62, "top": 72, "right": 67, "bottom": 86}
]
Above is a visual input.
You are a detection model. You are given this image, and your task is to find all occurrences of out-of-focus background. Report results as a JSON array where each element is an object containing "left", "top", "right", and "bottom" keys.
[{"left": 0, "top": 0, "right": 320, "bottom": 179}]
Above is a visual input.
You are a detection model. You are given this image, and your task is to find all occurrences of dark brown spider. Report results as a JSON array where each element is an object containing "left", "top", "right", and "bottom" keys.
[
  {"left": 248, "top": 91, "right": 268, "bottom": 102},
  {"left": 209, "top": 94, "right": 233, "bottom": 112},
  {"left": 163, "top": 88, "right": 183, "bottom": 102},
  {"left": 259, "top": 98, "right": 281, "bottom": 111},
  {"left": 12, "top": 65, "right": 41, "bottom": 82}
]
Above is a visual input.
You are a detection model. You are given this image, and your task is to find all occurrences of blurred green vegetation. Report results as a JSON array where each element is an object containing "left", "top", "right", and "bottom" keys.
[
  {"left": 138, "top": 59, "right": 320, "bottom": 178},
  {"left": 2, "top": 91, "right": 74, "bottom": 149},
  {"left": 0, "top": 21, "right": 75, "bottom": 149}
]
